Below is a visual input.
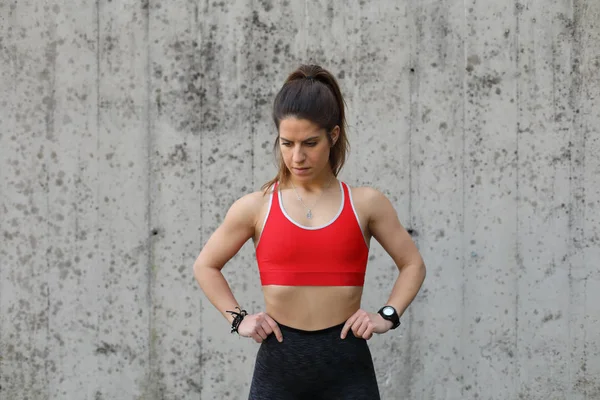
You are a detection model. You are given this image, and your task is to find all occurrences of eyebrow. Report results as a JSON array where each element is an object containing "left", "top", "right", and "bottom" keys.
[{"left": 279, "top": 136, "right": 320, "bottom": 142}]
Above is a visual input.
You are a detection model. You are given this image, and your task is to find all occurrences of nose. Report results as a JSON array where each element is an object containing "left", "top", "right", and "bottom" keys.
[{"left": 292, "top": 145, "right": 305, "bottom": 163}]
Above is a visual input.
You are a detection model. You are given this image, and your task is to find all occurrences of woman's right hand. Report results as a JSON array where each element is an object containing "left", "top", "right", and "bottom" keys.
[{"left": 237, "top": 312, "right": 283, "bottom": 343}]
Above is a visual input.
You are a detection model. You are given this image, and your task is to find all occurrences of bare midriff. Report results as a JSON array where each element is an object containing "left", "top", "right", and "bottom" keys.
[{"left": 262, "top": 285, "right": 364, "bottom": 330}]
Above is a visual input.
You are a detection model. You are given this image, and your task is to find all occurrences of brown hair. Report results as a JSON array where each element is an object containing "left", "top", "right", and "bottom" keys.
[{"left": 261, "top": 64, "right": 349, "bottom": 192}]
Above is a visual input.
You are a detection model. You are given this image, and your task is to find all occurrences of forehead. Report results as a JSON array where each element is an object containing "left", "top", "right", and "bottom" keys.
[{"left": 279, "top": 117, "right": 325, "bottom": 140}]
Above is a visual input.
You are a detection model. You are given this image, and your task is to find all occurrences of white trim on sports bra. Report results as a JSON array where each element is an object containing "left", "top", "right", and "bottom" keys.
[
  {"left": 346, "top": 183, "right": 370, "bottom": 248},
  {"left": 254, "top": 184, "right": 274, "bottom": 249},
  {"left": 278, "top": 180, "right": 345, "bottom": 231}
]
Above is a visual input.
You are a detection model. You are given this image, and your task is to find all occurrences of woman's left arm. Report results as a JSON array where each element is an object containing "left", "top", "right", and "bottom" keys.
[
  {"left": 367, "top": 188, "right": 426, "bottom": 317},
  {"left": 341, "top": 188, "right": 426, "bottom": 340}
]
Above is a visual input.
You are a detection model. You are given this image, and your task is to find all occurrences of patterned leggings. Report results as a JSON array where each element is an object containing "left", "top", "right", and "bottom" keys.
[{"left": 248, "top": 322, "right": 381, "bottom": 400}]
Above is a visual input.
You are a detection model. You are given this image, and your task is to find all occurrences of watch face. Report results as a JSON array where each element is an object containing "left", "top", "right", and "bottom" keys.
[{"left": 382, "top": 306, "right": 394, "bottom": 316}]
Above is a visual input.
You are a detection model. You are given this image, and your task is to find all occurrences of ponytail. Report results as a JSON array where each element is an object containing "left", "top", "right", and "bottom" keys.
[{"left": 262, "top": 65, "right": 349, "bottom": 192}]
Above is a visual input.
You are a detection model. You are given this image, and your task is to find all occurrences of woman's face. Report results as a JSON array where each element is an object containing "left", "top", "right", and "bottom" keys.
[{"left": 278, "top": 117, "right": 339, "bottom": 181}]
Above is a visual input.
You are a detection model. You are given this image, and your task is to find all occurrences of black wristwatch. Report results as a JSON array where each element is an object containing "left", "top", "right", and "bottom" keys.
[{"left": 377, "top": 306, "right": 401, "bottom": 329}]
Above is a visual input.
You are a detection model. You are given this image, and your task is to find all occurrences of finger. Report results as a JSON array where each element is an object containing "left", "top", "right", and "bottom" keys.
[
  {"left": 350, "top": 313, "right": 368, "bottom": 336},
  {"left": 260, "top": 321, "right": 274, "bottom": 338},
  {"left": 264, "top": 316, "right": 283, "bottom": 342},
  {"left": 261, "top": 320, "right": 273, "bottom": 334},
  {"left": 341, "top": 313, "right": 360, "bottom": 339},
  {"left": 256, "top": 325, "right": 268, "bottom": 340},
  {"left": 353, "top": 318, "right": 369, "bottom": 338},
  {"left": 251, "top": 332, "right": 263, "bottom": 343},
  {"left": 358, "top": 318, "right": 373, "bottom": 337},
  {"left": 363, "top": 325, "right": 374, "bottom": 340}
]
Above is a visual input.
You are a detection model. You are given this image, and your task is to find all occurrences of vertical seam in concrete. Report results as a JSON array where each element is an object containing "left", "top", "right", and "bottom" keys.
[
  {"left": 304, "top": 0, "right": 308, "bottom": 59},
  {"left": 569, "top": 0, "right": 578, "bottom": 398},
  {"left": 582, "top": 138, "right": 588, "bottom": 399},
  {"left": 45, "top": 169, "right": 51, "bottom": 400},
  {"left": 460, "top": 0, "right": 467, "bottom": 396},
  {"left": 576, "top": 2, "right": 588, "bottom": 394},
  {"left": 514, "top": 1, "right": 521, "bottom": 397},
  {"left": 0, "top": 1, "right": 15, "bottom": 387},
  {"left": 407, "top": 1, "right": 414, "bottom": 259},
  {"left": 95, "top": 1, "right": 101, "bottom": 382},
  {"left": 250, "top": 0, "right": 255, "bottom": 191},
  {"left": 567, "top": 0, "right": 573, "bottom": 391},
  {"left": 198, "top": 2, "right": 208, "bottom": 397},
  {"left": 582, "top": 6, "right": 588, "bottom": 395},
  {"left": 44, "top": 12, "right": 58, "bottom": 398},
  {"left": 199, "top": 0, "right": 207, "bottom": 248},
  {"left": 405, "top": 1, "right": 416, "bottom": 398},
  {"left": 351, "top": 1, "right": 359, "bottom": 185},
  {"left": 551, "top": 41, "right": 557, "bottom": 121},
  {"left": 144, "top": 0, "right": 156, "bottom": 395},
  {"left": 568, "top": 1, "right": 589, "bottom": 398},
  {"left": 199, "top": 0, "right": 207, "bottom": 242}
]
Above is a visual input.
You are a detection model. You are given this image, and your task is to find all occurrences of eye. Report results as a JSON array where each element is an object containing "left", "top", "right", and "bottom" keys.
[
  {"left": 281, "top": 142, "right": 292, "bottom": 147},
  {"left": 305, "top": 142, "right": 317, "bottom": 147}
]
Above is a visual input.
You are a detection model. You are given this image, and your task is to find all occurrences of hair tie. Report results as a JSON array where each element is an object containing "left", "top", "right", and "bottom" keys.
[{"left": 305, "top": 75, "right": 315, "bottom": 80}]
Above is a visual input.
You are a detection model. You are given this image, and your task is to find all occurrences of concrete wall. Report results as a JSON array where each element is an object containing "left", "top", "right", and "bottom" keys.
[{"left": 1, "top": 1, "right": 598, "bottom": 399}]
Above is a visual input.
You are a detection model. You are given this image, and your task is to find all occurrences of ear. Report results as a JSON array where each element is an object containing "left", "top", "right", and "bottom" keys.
[{"left": 330, "top": 126, "right": 340, "bottom": 146}]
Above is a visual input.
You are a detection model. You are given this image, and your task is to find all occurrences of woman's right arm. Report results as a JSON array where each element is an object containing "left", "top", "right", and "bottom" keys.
[
  {"left": 193, "top": 193, "right": 258, "bottom": 324},
  {"left": 193, "top": 192, "right": 283, "bottom": 343}
]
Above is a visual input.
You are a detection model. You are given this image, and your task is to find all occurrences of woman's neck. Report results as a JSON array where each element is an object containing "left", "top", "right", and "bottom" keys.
[{"left": 286, "top": 171, "right": 336, "bottom": 192}]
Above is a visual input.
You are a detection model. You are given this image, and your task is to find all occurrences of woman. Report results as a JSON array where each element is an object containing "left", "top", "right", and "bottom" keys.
[{"left": 193, "top": 64, "right": 426, "bottom": 399}]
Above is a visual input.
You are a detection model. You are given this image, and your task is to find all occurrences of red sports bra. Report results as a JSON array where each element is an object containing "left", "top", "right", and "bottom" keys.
[{"left": 255, "top": 181, "right": 369, "bottom": 286}]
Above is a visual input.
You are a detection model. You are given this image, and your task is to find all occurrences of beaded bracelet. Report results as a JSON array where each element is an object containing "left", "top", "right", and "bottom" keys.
[{"left": 225, "top": 307, "right": 248, "bottom": 334}]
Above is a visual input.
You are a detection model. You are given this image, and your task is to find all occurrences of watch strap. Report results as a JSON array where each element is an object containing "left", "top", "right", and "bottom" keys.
[{"left": 378, "top": 306, "right": 401, "bottom": 329}]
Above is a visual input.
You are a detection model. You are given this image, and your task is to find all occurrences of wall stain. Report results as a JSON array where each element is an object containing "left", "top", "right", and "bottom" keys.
[
  {"left": 466, "top": 54, "right": 481, "bottom": 73},
  {"left": 541, "top": 311, "right": 562, "bottom": 323},
  {"left": 95, "top": 341, "right": 118, "bottom": 355},
  {"left": 163, "top": 143, "right": 188, "bottom": 166}
]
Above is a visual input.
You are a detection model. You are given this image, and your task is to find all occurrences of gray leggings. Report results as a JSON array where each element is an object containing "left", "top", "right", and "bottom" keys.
[{"left": 248, "top": 322, "right": 381, "bottom": 400}]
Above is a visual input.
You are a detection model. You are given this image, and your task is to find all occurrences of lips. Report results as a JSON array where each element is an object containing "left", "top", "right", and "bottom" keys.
[{"left": 293, "top": 167, "right": 310, "bottom": 175}]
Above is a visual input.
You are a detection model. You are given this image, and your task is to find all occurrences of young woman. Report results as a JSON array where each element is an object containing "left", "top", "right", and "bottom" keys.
[{"left": 193, "top": 65, "right": 426, "bottom": 399}]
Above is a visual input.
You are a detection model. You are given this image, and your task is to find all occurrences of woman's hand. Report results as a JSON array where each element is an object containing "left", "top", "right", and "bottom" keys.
[
  {"left": 237, "top": 312, "right": 283, "bottom": 343},
  {"left": 340, "top": 309, "right": 393, "bottom": 340}
]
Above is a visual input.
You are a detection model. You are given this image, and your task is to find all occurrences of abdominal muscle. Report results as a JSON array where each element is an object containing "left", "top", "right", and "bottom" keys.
[{"left": 262, "top": 285, "right": 364, "bottom": 330}]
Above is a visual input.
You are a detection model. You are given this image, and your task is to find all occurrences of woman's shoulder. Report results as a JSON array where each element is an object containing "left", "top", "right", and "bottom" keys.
[
  {"left": 236, "top": 188, "right": 273, "bottom": 208},
  {"left": 344, "top": 182, "right": 385, "bottom": 202},
  {"left": 344, "top": 182, "right": 394, "bottom": 214},
  {"left": 230, "top": 186, "right": 275, "bottom": 215},
  {"left": 344, "top": 183, "right": 397, "bottom": 222},
  {"left": 222, "top": 187, "right": 274, "bottom": 228}
]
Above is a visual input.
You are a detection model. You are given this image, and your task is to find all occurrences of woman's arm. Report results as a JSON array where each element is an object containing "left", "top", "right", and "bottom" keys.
[
  {"left": 193, "top": 193, "right": 259, "bottom": 324},
  {"left": 193, "top": 191, "right": 284, "bottom": 343},
  {"left": 341, "top": 187, "right": 426, "bottom": 340},
  {"left": 367, "top": 188, "right": 426, "bottom": 317}
]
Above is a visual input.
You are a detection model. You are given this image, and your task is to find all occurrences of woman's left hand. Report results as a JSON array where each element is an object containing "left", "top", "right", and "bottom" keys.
[{"left": 340, "top": 309, "right": 393, "bottom": 340}]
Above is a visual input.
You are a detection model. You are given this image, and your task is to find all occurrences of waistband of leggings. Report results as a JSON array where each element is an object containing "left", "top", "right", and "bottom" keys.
[{"left": 275, "top": 321, "right": 346, "bottom": 335}]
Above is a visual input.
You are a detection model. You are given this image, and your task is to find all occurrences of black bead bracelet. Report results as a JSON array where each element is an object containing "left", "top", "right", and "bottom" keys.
[{"left": 225, "top": 307, "right": 248, "bottom": 334}]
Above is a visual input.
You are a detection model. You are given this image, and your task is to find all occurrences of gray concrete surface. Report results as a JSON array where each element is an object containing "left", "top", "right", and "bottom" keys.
[{"left": 1, "top": 0, "right": 599, "bottom": 399}]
